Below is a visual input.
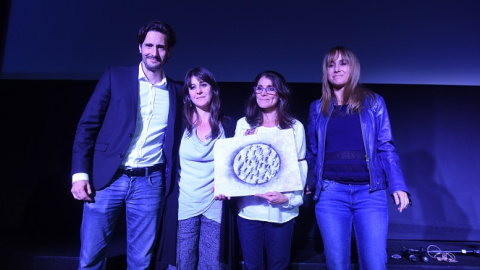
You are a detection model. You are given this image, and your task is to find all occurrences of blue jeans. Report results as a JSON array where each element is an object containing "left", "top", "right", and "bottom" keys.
[
  {"left": 315, "top": 180, "right": 388, "bottom": 270},
  {"left": 78, "top": 171, "right": 164, "bottom": 270},
  {"left": 176, "top": 215, "right": 221, "bottom": 270},
  {"left": 237, "top": 216, "right": 294, "bottom": 270}
]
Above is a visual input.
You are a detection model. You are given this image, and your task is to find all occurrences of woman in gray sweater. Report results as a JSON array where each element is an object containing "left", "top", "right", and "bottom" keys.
[{"left": 175, "top": 67, "right": 231, "bottom": 269}]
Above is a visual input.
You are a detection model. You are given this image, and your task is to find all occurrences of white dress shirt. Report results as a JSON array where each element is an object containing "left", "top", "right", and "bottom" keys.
[{"left": 72, "top": 63, "right": 169, "bottom": 183}]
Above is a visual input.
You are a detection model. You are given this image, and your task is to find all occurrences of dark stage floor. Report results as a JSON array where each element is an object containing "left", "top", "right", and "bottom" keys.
[
  {"left": 291, "top": 239, "right": 480, "bottom": 269},
  {"left": 1, "top": 233, "right": 479, "bottom": 269}
]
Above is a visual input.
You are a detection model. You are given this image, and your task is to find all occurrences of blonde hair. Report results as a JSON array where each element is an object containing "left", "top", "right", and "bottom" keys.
[{"left": 320, "top": 46, "right": 373, "bottom": 115}]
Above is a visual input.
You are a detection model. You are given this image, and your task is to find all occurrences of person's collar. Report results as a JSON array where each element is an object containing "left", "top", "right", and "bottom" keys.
[{"left": 138, "top": 62, "right": 167, "bottom": 86}]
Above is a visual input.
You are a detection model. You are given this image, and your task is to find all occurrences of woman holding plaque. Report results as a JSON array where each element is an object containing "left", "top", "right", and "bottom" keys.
[{"left": 234, "top": 70, "right": 307, "bottom": 270}]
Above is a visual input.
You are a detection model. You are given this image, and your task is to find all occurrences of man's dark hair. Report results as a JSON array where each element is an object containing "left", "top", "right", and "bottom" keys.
[{"left": 137, "top": 21, "right": 177, "bottom": 49}]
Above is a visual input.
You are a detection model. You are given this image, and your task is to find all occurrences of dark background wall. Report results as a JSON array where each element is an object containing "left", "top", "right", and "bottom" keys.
[
  {"left": 1, "top": 0, "right": 480, "bottom": 85},
  {"left": 0, "top": 0, "right": 479, "bottom": 247},
  {"left": 1, "top": 80, "right": 479, "bottom": 246}
]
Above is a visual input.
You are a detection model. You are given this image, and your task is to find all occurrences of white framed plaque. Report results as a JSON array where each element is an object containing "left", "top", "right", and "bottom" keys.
[{"left": 214, "top": 128, "right": 302, "bottom": 197}]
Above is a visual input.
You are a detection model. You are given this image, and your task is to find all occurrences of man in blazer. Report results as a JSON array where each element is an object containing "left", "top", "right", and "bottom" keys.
[{"left": 71, "top": 21, "right": 182, "bottom": 269}]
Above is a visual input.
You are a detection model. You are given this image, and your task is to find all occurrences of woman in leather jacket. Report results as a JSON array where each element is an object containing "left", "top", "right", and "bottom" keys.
[{"left": 306, "top": 46, "right": 410, "bottom": 270}]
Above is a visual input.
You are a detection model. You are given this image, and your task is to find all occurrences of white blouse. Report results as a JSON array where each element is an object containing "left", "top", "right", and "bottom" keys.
[{"left": 234, "top": 117, "right": 307, "bottom": 223}]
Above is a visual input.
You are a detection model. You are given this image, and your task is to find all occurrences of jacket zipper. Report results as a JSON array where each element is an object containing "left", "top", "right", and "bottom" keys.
[{"left": 359, "top": 111, "right": 373, "bottom": 190}]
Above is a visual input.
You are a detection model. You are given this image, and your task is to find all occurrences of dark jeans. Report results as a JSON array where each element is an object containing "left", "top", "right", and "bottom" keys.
[{"left": 237, "top": 216, "right": 294, "bottom": 270}]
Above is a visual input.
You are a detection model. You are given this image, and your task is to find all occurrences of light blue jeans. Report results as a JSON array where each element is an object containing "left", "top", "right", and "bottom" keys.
[
  {"left": 315, "top": 180, "right": 388, "bottom": 270},
  {"left": 78, "top": 171, "right": 164, "bottom": 270}
]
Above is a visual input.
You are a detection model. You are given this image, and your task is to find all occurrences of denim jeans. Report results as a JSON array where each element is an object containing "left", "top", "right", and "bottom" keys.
[
  {"left": 176, "top": 215, "right": 221, "bottom": 270},
  {"left": 237, "top": 216, "right": 294, "bottom": 270},
  {"left": 78, "top": 171, "right": 164, "bottom": 270},
  {"left": 315, "top": 180, "right": 388, "bottom": 270}
]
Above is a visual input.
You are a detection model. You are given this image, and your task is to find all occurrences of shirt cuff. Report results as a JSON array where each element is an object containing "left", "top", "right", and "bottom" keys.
[
  {"left": 281, "top": 193, "right": 293, "bottom": 209},
  {"left": 72, "top": 173, "right": 89, "bottom": 184}
]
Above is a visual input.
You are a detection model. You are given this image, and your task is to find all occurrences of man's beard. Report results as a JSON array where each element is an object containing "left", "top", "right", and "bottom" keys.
[{"left": 144, "top": 56, "right": 164, "bottom": 72}]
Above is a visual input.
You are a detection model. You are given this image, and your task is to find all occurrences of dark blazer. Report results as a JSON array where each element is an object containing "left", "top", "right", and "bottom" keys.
[{"left": 71, "top": 65, "right": 183, "bottom": 193}]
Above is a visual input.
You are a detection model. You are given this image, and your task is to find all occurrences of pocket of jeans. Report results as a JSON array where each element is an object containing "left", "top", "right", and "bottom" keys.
[
  {"left": 321, "top": 179, "right": 336, "bottom": 191},
  {"left": 148, "top": 171, "right": 163, "bottom": 188}
]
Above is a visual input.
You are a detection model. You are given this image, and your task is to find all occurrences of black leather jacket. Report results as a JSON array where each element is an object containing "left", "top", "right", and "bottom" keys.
[{"left": 306, "top": 93, "right": 409, "bottom": 200}]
